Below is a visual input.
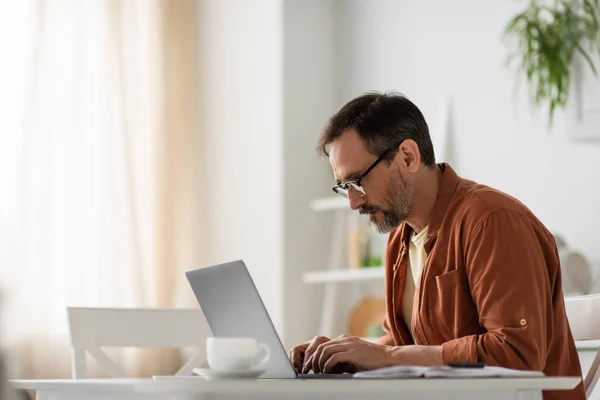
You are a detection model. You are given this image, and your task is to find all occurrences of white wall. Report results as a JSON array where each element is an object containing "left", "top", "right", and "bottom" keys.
[
  {"left": 282, "top": 0, "right": 338, "bottom": 349},
  {"left": 200, "top": 0, "right": 284, "bottom": 333},
  {"left": 335, "top": 0, "right": 600, "bottom": 270},
  {"left": 198, "top": 0, "right": 600, "bottom": 348},
  {"left": 198, "top": 0, "right": 340, "bottom": 347}
]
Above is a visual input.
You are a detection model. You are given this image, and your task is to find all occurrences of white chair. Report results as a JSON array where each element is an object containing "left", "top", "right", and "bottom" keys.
[
  {"left": 67, "top": 307, "right": 211, "bottom": 379},
  {"left": 0, "top": 351, "right": 17, "bottom": 400},
  {"left": 565, "top": 294, "right": 600, "bottom": 398}
]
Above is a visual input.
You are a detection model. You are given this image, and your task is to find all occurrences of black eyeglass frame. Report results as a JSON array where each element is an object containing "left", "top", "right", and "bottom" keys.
[{"left": 331, "top": 143, "right": 401, "bottom": 198}]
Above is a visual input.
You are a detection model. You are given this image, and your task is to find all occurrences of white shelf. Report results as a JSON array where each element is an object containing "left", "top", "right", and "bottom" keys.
[
  {"left": 309, "top": 196, "right": 349, "bottom": 212},
  {"left": 302, "top": 267, "right": 385, "bottom": 284}
]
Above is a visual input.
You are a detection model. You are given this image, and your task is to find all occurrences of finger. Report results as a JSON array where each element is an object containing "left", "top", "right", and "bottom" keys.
[
  {"left": 323, "top": 351, "right": 351, "bottom": 374},
  {"left": 302, "top": 336, "right": 329, "bottom": 372},
  {"left": 290, "top": 342, "right": 310, "bottom": 373},
  {"left": 312, "top": 336, "right": 347, "bottom": 373},
  {"left": 318, "top": 343, "right": 348, "bottom": 373},
  {"left": 311, "top": 343, "right": 326, "bottom": 373},
  {"left": 303, "top": 336, "right": 328, "bottom": 363},
  {"left": 311, "top": 340, "right": 336, "bottom": 374},
  {"left": 302, "top": 353, "right": 314, "bottom": 374},
  {"left": 311, "top": 336, "right": 348, "bottom": 373},
  {"left": 290, "top": 348, "right": 304, "bottom": 373}
]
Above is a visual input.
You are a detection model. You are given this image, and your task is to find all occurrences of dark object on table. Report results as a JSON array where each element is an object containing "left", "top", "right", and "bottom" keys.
[
  {"left": 330, "top": 362, "right": 358, "bottom": 374},
  {"left": 448, "top": 362, "right": 485, "bottom": 369}
]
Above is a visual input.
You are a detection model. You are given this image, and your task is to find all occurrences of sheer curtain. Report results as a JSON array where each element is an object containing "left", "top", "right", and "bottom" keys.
[{"left": 0, "top": 0, "right": 206, "bottom": 379}]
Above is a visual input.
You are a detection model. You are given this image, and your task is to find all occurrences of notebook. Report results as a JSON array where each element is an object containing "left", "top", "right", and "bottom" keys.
[{"left": 354, "top": 365, "right": 545, "bottom": 379}]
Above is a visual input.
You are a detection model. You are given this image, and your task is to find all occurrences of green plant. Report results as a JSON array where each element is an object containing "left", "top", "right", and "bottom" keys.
[{"left": 503, "top": 0, "right": 600, "bottom": 124}]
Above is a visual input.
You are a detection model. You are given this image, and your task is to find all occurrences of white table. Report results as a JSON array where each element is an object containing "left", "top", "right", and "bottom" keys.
[{"left": 11, "top": 376, "right": 581, "bottom": 400}]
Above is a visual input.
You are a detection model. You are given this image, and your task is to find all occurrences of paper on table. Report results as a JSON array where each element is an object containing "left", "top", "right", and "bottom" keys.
[
  {"left": 353, "top": 365, "right": 430, "bottom": 379},
  {"left": 424, "top": 366, "right": 545, "bottom": 378},
  {"left": 354, "top": 365, "right": 545, "bottom": 379}
]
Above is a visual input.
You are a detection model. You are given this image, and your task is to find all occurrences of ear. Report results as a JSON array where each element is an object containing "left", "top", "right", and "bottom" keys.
[{"left": 397, "top": 139, "right": 421, "bottom": 172}]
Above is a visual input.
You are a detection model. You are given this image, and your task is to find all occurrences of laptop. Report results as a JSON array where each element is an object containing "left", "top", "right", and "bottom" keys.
[{"left": 185, "top": 260, "right": 354, "bottom": 379}]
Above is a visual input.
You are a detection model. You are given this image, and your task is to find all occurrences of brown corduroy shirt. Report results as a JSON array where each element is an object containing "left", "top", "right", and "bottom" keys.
[{"left": 377, "top": 163, "right": 584, "bottom": 400}]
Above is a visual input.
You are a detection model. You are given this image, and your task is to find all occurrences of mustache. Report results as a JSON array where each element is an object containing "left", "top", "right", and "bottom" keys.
[{"left": 359, "top": 205, "right": 386, "bottom": 215}]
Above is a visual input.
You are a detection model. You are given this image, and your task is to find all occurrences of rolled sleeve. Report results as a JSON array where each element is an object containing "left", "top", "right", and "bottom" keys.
[
  {"left": 459, "top": 209, "right": 554, "bottom": 370},
  {"left": 441, "top": 335, "right": 477, "bottom": 364}
]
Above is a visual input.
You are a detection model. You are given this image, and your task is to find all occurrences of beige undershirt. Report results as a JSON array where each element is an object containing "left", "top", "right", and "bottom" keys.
[{"left": 402, "top": 226, "right": 429, "bottom": 341}]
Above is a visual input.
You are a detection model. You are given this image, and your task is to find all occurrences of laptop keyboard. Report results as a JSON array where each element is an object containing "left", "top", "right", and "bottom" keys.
[{"left": 297, "top": 373, "right": 354, "bottom": 379}]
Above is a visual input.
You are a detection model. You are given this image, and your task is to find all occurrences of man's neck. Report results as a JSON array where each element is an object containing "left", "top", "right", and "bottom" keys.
[{"left": 406, "top": 165, "right": 443, "bottom": 234}]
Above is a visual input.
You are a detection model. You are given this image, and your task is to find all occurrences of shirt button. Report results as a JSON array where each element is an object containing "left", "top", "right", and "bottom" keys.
[{"left": 520, "top": 318, "right": 527, "bottom": 326}]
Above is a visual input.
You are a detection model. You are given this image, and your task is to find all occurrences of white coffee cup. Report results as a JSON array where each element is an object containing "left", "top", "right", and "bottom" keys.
[{"left": 207, "top": 337, "right": 270, "bottom": 372}]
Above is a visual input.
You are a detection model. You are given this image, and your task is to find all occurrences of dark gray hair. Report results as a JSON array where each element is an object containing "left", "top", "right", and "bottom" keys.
[{"left": 317, "top": 92, "right": 435, "bottom": 166}]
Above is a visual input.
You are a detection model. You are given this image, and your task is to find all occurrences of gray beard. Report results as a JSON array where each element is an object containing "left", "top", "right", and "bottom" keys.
[{"left": 360, "top": 170, "right": 414, "bottom": 234}]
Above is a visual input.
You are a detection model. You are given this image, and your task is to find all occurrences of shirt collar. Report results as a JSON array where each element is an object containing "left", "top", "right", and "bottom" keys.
[{"left": 398, "top": 162, "right": 460, "bottom": 251}]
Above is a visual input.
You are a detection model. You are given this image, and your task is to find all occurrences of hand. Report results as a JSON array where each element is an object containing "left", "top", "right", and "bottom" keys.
[
  {"left": 288, "top": 335, "right": 331, "bottom": 373},
  {"left": 303, "top": 335, "right": 393, "bottom": 374}
]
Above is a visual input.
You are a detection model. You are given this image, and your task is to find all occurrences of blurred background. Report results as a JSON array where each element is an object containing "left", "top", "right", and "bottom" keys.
[{"left": 0, "top": 0, "right": 599, "bottom": 382}]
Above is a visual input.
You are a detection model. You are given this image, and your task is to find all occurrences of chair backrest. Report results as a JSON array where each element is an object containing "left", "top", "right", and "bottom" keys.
[
  {"left": 67, "top": 307, "right": 212, "bottom": 379},
  {"left": 0, "top": 351, "right": 17, "bottom": 400},
  {"left": 565, "top": 294, "right": 600, "bottom": 398}
]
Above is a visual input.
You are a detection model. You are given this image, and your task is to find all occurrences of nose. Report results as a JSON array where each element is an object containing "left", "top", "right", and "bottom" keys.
[{"left": 348, "top": 190, "right": 366, "bottom": 211}]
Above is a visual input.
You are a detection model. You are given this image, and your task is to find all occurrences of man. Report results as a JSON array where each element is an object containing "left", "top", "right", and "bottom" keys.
[{"left": 289, "top": 92, "right": 585, "bottom": 400}]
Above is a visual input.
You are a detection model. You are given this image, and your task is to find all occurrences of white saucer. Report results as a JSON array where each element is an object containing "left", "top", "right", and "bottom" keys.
[{"left": 192, "top": 367, "right": 266, "bottom": 381}]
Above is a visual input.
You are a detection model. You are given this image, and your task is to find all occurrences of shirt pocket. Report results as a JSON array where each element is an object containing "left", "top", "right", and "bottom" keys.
[{"left": 423, "top": 269, "right": 479, "bottom": 340}]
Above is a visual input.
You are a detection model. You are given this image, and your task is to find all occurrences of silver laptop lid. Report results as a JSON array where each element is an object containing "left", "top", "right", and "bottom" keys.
[{"left": 185, "top": 260, "right": 296, "bottom": 379}]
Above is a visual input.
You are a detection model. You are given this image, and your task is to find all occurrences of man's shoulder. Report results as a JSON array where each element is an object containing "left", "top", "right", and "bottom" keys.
[
  {"left": 452, "top": 177, "right": 536, "bottom": 228},
  {"left": 386, "top": 173, "right": 543, "bottom": 248}
]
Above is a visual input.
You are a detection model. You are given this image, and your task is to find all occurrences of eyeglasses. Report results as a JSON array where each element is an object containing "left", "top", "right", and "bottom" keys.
[{"left": 332, "top": 144, "right": 399, "bottom": 198}]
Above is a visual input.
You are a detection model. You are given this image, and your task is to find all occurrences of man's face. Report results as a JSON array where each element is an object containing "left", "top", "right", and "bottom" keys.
[{"left": 328, "top": 129, "right": 415, "bottom": 234}]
